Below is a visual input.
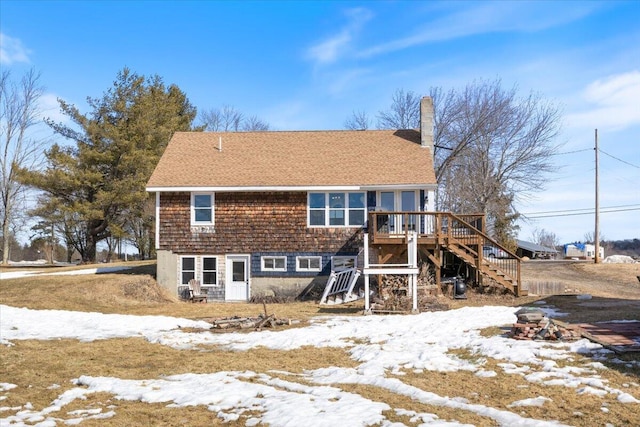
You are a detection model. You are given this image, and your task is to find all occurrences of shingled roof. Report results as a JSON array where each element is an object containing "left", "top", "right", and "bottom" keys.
[{"left": 146, "top": 130, "right": 437, "bottom": 190}]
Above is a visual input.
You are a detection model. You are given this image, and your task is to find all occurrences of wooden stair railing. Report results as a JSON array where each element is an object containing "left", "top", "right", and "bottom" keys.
[
  {"left": 367, "top": 211, "right": 525, "bottom": 296},
  {"left": 443, "top": 213, "right": 524, "bottom": 296},
  {"left": 445, "top": 239, "right": 523, "bottom": 295}
]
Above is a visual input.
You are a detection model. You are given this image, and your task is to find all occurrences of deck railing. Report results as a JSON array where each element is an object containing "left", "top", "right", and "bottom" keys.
[
  {"left": 319, "top": 268, "right": 361, "bottom": 305},
  {"left": 368, "top": 211, "right": 484, "bottom": 240}
]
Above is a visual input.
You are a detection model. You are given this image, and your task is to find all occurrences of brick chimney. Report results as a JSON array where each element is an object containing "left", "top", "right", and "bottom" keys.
[{"left": 420, "top": 96, "right": 434, "bottom": 152}]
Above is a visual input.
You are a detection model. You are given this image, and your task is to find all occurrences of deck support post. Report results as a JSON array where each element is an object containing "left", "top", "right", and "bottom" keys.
[
  {"left": 410, "top": 231, "right": 418, "bottom": 313},
  {"left": 363, "top": 233, "right": 371, "bottom": 314}
]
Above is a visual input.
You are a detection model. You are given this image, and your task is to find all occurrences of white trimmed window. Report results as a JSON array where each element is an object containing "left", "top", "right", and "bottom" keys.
[
  {"left": 308, "top": 192, "right": 366, "bottom": 227},
  {"left": 191, "top": 192, "right": 214, "bottom": 225},
  {"left": 261, "top": 256, "right": 287, "bottom": 272},
  {"left": 180, "top": 256, "right": 196, "bottom": 285},
  {"left": 331, "top": 256, "right": 356, "bottom": 272},
  {"left": 179, "top": 256, "right": 219, "bottom": 287},
  {"left": 296, "top": 256, "right": 322, "bottom": 272},
  {"left": 202, "top": 257, "right": 218, "bottom": 286}
]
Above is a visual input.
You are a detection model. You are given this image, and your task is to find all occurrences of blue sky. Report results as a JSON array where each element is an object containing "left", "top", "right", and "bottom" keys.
[{"left": 1, "top": 0, "right": 639, "bottom": 244}]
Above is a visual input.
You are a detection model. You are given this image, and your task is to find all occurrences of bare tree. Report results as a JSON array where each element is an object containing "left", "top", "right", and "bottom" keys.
[
  {"left": 530, "top": 228, "right": 560, "bottom": 248},
  {"left": 434, "top": 80, "right": 561, "bottom": 196},
  {"left": 433, "top": 80, "right": 562, "bottom": 242},
  {"left": 200, "top": 105, "right": 242, "bottom": 131},
  {"left": 125, "top": 195, "right": 155, "bottom": 259},
  {"left": 242, "top": 115, "right": 270, "bottom": 131},
  {"left": 0, "top": 69, "right": 45, "bottom": 264},
  {"left": 200, "top": 105, "right": 270, "bottom": 132},
  {"left": 344, "top": 110, "right": 371, "bottom": 130},
  {"left": 369, "top": 80, "right": 562, "bottom": 243},
  {"left": 376, "top": 88, "right": 421, "bottom": 129},
  {"left": 583, "top": 231, "right": 606, "bottom": 245}
]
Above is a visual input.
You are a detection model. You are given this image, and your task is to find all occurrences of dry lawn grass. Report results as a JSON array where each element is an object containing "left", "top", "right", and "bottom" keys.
[{"left": 1, "top": 261, "right": 639, "bottom": 426}]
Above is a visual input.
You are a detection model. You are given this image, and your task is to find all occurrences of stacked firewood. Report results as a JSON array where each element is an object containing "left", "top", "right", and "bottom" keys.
[{"left": 378, "top": 262, "right": 435, "bottom": 300}]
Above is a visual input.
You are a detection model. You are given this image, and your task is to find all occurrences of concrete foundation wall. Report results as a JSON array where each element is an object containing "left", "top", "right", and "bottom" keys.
[
  {"left": 251, "top": 276, "right": 328, "bottom": 299},
  {"left": 156, "top": 250, "right": 178, "bottom": 295}
]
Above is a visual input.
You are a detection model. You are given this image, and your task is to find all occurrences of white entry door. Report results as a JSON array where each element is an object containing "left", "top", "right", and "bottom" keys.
[{"left": 225, "top": 255, "right": 250, "bottom": 301}]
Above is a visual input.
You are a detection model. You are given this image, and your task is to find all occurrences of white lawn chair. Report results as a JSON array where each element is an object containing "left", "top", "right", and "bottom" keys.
[{"left": 188, "top": 279, "right": 207, "bottom": 303}]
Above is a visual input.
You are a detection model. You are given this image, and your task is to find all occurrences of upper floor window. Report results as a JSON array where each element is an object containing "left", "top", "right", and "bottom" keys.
[
  {"left": 191, "top": 192, "right": 214, "bottom": 225},
  {"left": 308, "top": 192, "right": 366, "bottom": 227}
]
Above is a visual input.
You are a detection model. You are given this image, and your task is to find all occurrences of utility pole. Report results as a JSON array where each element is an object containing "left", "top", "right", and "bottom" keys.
[{"left": 594, "top": 129, "right": 600, "bottom": 264}]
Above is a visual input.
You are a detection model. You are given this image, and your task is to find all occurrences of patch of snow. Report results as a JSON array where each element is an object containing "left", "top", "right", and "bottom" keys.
[
  {"left": 0, "top": 305, "right": 211, "bottom": 345},
  {"left": 507, "top": 396, "right": 551, "bottom": 407},
  {"left": 7, "top": 260, "right": 47, "bottom": 265},
  {"left": 603, "top": 255, "right": 637, "bottom": 264},
  {"left": 617, "top": 392, "right": 640, "bottom": 403},
  {"left": 577, "top": 386, "right": 608, "bottom": 396},
  {"left": 537, "top": 306, "right": 569, "bottom": 317},
  {"left": 0, "top": 266, "right": 132, "bottom": 280}
]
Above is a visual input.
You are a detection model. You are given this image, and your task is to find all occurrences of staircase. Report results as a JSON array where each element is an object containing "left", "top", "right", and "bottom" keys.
[
  {"left": 445, "top": 239, "right": 526, "bottom": 296},
  {"left": 366, "top": 211, "right": 526, "bottom": 297}
]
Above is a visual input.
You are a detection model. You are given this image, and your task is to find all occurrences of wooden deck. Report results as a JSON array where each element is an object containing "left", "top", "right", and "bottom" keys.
[
  {"left": 575, "top": 322, "right": 640, "bottom": 353},
  {"left": 367, "top": 211, "right": 524, "bottom": 296}
]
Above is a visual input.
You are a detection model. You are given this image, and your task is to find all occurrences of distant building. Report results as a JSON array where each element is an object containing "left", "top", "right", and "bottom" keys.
[
  {"left": 563, "top": 242, "right": 604, "bottom": 260},
  {"left": 516, "top": 240, "right": 558, "bottom": 259}
]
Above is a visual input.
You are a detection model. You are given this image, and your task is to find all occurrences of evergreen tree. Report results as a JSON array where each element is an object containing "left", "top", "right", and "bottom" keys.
[{"left": 19, "top": 68, "right": 198, "bottom": 262}]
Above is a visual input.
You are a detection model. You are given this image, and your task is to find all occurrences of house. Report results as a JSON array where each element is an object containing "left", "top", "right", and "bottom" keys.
[
  {"left": 516, "top": 240, "right": 558, "bottom": 259},
  {"left": 146, "top": 98, "right": 438, "bottom": 301},
  {"left": 563, "top": 242, "right": 604, "bottom": 260}
]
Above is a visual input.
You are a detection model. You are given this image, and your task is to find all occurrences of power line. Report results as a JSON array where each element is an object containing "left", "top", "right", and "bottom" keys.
[
  {"left": 599, "top": 149, "right": 640, "bottom": 169},
  {"left": 521, "top": 203, "right": 640, "bottom": 215},
  {"left": 551, "top": 147, "right": 639, "bottom": 169},
  {"left": 552, "top": 148, "right": 592, "bottom": 156},
  {"left": 525, "top": 207, "right": 640, "bottom": 219}
]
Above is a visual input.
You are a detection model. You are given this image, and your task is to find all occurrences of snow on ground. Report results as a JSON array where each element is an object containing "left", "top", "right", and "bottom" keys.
[
  {"left": 0, "top": 266, "right": 132, "bottom": 280},
  {"left": 602, "top": 255, "right": 637, "bottom": 263},
  {"left": 1, "top": 304, "right": 638, "bottom": 426}
]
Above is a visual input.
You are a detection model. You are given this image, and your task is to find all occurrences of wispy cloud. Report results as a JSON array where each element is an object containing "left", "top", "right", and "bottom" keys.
[
  {"left": 358, "top": 2, "right": 599, "bottom": 58},
  {"left": 306, "top": 8, "right": 373, "bottom": 65},
  {"left": 39, "top": 93, "right": 69, "bottom": 124},
  {"left": 566, "top": 71, "right": 640, "bottom": 131},
  {"left": 0, "top": 33, "right": 31, "bottom": 65}
]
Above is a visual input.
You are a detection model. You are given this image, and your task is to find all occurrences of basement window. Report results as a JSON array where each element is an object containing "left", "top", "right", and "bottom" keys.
[
  {"left": 202, "top": 257, "right": 218, "bottom": 286},
  {"left": 296, "top": 256, "right": 322, "bottom": 272},
  {"left": 180, "top": 256, "right": 196, "bottom": 285},
  {"left": 261, "top": 256, "right": 287, "bottom": 272}
]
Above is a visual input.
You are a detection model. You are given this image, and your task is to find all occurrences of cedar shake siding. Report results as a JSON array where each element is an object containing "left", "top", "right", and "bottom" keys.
[
  {"left": 158, "top": 192, "right": 364, "bottom": 255},
  {"left": 147, "top": 114, "right": 440, "bottom": 300}
]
